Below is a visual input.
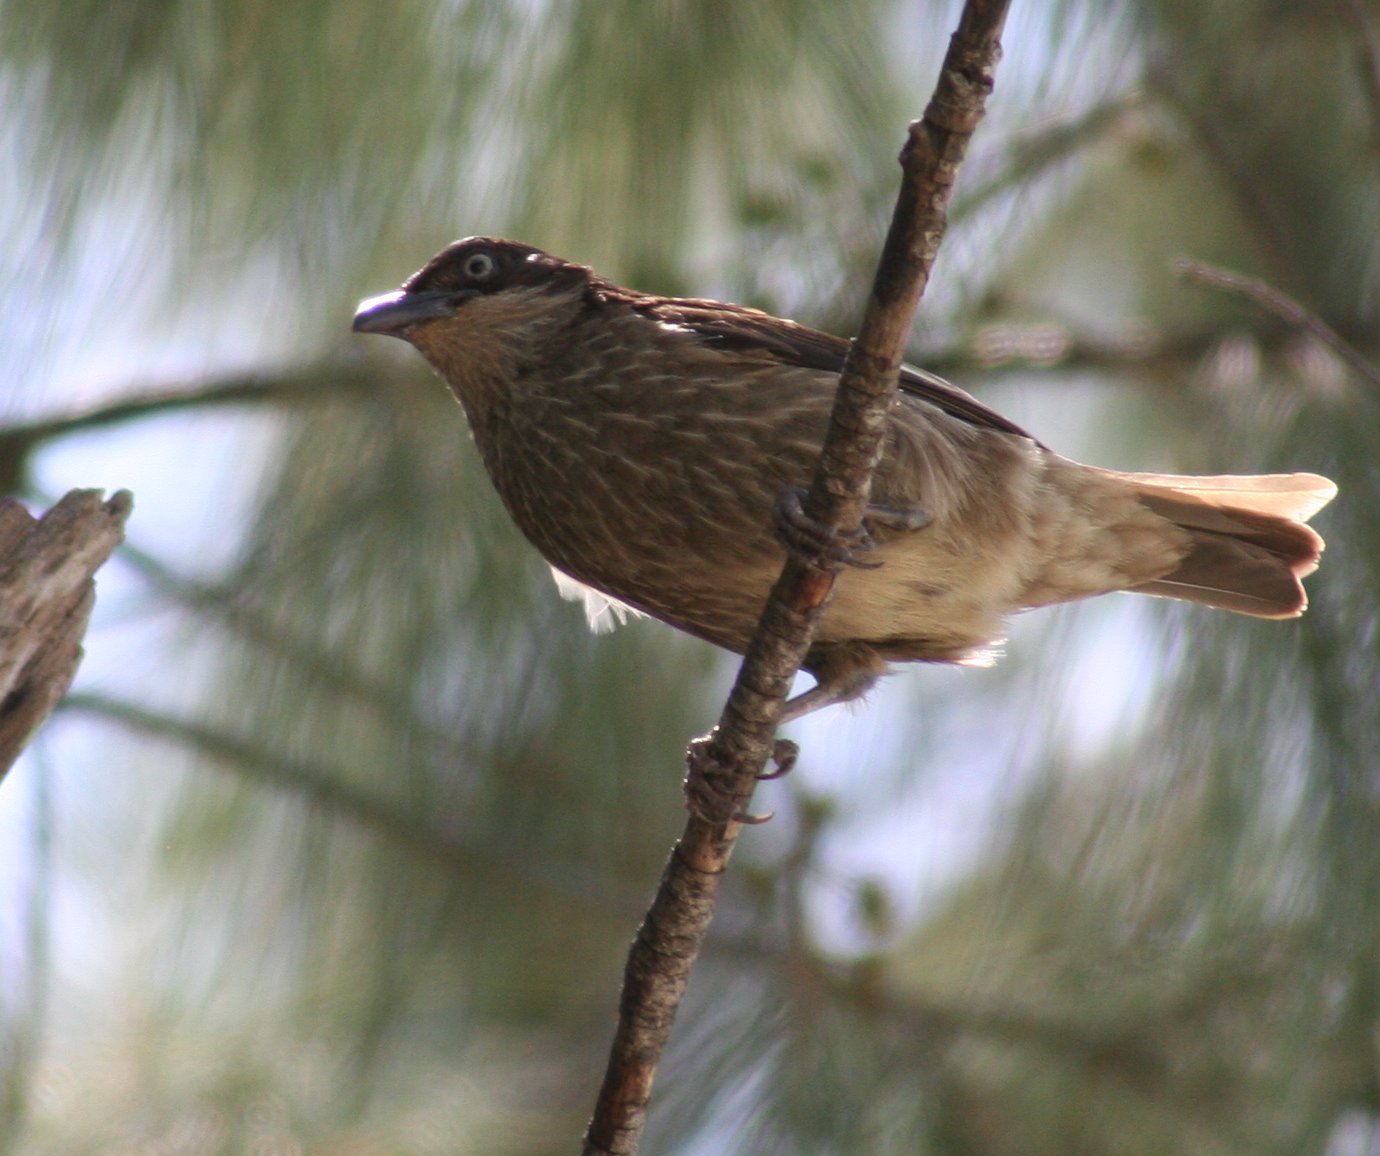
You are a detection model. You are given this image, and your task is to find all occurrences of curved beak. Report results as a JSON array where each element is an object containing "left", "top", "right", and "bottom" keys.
[{"left": 352, "top": 288, "right": 472, "bottom": 336}]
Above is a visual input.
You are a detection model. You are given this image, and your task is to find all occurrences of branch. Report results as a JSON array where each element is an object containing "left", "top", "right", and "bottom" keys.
[
  {"left": 0, "top": 363, "right": 380, "bottom": 490},
  {"left": 0, "top": 490, "right": 131, "bottom": 781},
  {"left": 1176, "top": 257, "right": 1380, "bottom": 392},
  {"left": 581, "top": 4, "right": 1012, "bottom": 1152}
]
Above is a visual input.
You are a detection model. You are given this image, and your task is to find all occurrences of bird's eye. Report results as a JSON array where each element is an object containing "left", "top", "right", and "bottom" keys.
[{"left": 463, "top": 252, "right": 496, "bottom": 281}]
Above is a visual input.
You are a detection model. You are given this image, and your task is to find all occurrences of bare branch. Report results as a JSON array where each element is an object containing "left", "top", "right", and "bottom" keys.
[
  {"left": 0, "top": 362, "right": 380, "bottom": 489},
  {"left": 581, "top": 4, "right": 1012, "bottom": 1152},
  {"left": 1176, "top": 257, "right": 1380, "bottom": 391}
]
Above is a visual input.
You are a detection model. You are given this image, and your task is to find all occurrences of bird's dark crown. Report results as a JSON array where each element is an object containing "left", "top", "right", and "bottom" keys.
[{"left": 405, "top": 236, "right": 589, "bottom": 298}]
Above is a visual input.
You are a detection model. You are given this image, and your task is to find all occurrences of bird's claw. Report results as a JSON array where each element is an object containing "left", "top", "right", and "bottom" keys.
[
  {"left": 756, "top": 738, "right": 799, "bottom": 781},
  {"left": 684, "top": 737, "right": 772, "bottom": 824},
  {"left": 684, "top": 735, "right": 799, "bottom": 825},
  {"left": 774, "top": 487, "right": 880, "bottom": 572},
  {"left": 774, "top": 488, "right": 930, "bottom": 573}
]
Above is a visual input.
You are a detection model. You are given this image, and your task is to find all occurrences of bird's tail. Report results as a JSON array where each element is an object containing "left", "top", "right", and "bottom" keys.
[{"left": 1124, "top": 472, "right": 1337, "bottom": 617}]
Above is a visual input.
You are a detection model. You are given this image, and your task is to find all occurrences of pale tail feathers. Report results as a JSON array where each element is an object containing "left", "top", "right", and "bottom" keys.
[
  {"left": 1123, "top": 472, "right": 1337, "bottom": 618},
  {"left": 1115, "top": 471, "right": 1337, "bottom": 521}
]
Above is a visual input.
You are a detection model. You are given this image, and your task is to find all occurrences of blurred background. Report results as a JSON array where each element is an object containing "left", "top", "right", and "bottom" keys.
[{"left": 2, "top": 1, "right": 1377, "bottom": 1152}]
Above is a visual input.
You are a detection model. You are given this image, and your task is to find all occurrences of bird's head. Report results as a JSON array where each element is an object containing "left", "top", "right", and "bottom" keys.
[{"left": 353, "top": 237, "right": 593, "bottom": 392}]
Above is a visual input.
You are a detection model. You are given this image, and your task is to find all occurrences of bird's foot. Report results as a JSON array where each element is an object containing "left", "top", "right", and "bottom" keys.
[
  {"left": 683, "top": 736, "right": 798, "bottom": 825},
  {"left": 774, "top": 487, "right": 929, "bottom": 573},
  {"left": 758, "top": 738, "right": 799, "bottom": 780},
  {"left": 775, "top": 487, "right": 878, "bottom": 571}
]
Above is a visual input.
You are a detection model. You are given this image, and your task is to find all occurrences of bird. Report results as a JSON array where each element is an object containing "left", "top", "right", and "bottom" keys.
[{"left": 353, "top": 237, "right": 1337, "bottom": 722}]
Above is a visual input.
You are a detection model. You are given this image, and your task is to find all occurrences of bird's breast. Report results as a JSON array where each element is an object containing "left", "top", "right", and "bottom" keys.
[{"left": 461, "top": 359, "right": 828, "bottom": 648}]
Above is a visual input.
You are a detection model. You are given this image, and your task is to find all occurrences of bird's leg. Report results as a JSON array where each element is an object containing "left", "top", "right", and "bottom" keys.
[
  {"left": 779, "top": 644, "right": 887, "bottom": 724},
  {"left": 683, "top": 736, "right": 798, "bottom": 825},
  {"left": 779, "top": 670, "right": 881, "bottom": 724},
  {"left": 684, "top": 657, "right": 876, "bottom": 820},
  {"left": 774, "top": 486, "right": 930, "bottom": 572}
]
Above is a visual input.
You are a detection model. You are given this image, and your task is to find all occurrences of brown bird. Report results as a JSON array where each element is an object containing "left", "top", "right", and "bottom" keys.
[{"left": 353, "top": 237, "right": 1336, "bottom": 721}]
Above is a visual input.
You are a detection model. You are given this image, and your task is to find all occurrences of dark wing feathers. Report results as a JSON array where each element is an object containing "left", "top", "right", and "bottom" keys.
[
  {"left": 615, "top": 291, "right": 1032, "bottom": 440},
  {"left": 899, "top": 363, "right": 1032, "bottom": 440}
]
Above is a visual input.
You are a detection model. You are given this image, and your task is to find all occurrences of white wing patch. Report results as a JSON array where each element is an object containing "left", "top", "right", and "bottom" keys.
[{"left": 549, "top": 566, "right": 646, "bottom": 634}]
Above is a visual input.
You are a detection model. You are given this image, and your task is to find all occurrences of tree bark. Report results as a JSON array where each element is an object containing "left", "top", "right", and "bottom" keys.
[{"left": 0, "top": 489, "right": 132, "bottom": 781}]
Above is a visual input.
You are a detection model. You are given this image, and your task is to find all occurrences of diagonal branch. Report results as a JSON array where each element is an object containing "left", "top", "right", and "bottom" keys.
[
  {"left": 581, "top": 3, "right": 1012, "bottom": 1152},
  {"left": 1176, "top": 257, "right": 1380, "bottom": 392}
]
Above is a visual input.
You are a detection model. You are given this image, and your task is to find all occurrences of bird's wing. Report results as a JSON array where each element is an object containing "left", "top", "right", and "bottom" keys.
[{"left": 630, "top": 295, "right": 1033, "bottom": 440}]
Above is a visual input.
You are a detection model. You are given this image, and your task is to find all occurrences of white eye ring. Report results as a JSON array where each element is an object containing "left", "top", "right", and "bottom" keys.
[{"left": 463, "top": 252, "right": 496, "bottom": 280}]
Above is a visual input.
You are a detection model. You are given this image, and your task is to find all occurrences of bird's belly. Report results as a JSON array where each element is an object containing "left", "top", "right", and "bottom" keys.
[{"left": 817, "top": 531, "right": 1020, "bottom": 660}]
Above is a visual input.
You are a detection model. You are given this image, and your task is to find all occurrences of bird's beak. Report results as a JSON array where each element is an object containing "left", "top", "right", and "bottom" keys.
[{"left": 352, "top": 288, "right": 472, "bottom": 335}]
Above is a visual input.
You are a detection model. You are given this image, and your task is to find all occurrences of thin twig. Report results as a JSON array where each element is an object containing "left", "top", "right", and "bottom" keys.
[
  {"left": 580, "top": 4, "right": 1012, "bottom": 1152},
  {"left": 1176, "top": 257, "right": 1380, "bottom": 392},
  {"left": 0, "top": 362, "right": 380, "bottom": 486}
]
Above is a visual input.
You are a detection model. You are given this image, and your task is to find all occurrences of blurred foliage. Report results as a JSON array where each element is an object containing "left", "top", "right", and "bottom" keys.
[{"left": 2, "top": 0, "right": 1379, "bottom": 1153}]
